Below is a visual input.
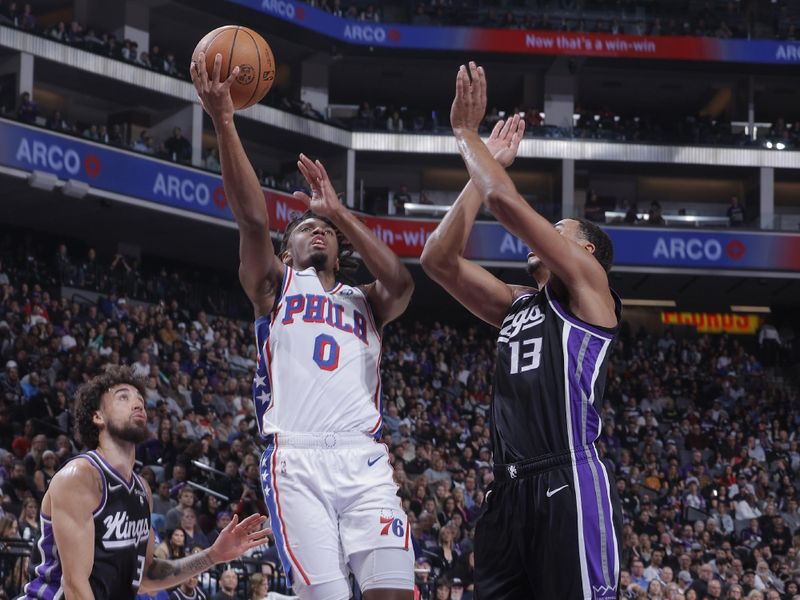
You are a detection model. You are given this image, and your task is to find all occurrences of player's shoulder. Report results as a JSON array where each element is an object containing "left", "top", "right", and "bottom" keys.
[
  {"left": 49, "top": 454, "right": 103, "bottom": 497},
  {"left": 510, "top": 285, "right": 538, "bottom": 303}
]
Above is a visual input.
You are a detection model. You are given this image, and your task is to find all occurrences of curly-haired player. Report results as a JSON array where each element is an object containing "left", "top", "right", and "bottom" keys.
[
  {"left": 191, "top": 53, "right": 415, "bottom": 600},
  {"left": 18, "top": 366, "right": 270, "bottom": 600}
]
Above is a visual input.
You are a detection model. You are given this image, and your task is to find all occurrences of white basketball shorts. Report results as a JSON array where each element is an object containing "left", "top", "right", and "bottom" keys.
[{"left": 259, "top": 432, "right": 412, "bottom": 590}]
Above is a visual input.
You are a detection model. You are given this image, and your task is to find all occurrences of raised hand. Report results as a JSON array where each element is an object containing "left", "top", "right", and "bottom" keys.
[
  {"left": 208, "top": 513, "right": 271, "bottom": 563},
  {"left": 189, "top": 52, "right": 240, "bottom": 124},
  {"left": 293, "top": 154, "right": 345, "bottom": 219},
  {"left": 450, "top": 61, "right": 487, "bottom": 135},
  {"left": 486, "top": 114, "right": 526, "bottom": 168}
]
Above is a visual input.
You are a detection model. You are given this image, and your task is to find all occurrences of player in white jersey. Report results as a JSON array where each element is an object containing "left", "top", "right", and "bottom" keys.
[{"left": 191, "top": 53, "right": 415, "bottom": 600}]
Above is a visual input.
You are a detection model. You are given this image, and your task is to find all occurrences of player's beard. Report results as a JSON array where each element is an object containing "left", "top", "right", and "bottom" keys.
[
  {"left": 309, "top": 249, "right": 329, "bottom": 271},
  {"left": 526, "top": 255, "right": 544, "bottom": 278},
  {"left": 106, "top": 417, "right": 150, "bottom": 444}
]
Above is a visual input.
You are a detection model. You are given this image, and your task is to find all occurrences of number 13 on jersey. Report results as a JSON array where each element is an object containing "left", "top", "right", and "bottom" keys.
[{"left": 509, "top": 337, "right": 542, "bottom": 374}]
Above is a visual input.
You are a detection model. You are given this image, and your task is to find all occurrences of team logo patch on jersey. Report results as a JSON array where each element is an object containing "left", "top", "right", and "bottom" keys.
[
  {"left": 498, "top": 305, "right": 545, "bottom": 343},
  {"left": 379, "top": 510, "right": 405, "bottom": 538}
]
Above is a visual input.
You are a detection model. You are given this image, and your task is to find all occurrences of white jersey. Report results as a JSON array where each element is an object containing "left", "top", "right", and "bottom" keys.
[{"left": 252, "top": 265, "right": 383, "bottom": 438}]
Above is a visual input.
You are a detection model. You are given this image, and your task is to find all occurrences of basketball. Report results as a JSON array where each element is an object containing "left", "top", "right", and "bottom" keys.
[{"left": 192, "top": 26, "right": 275, "bottom": 110}]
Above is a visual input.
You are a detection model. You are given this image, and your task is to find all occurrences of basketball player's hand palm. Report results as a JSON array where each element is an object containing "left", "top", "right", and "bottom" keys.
[
  {"left": 293, "top": 154, "right": 344, "bottom": 219},
  {"left": 209, "top": 513, "right": 271, "bottom": 562},
  {"left": 486, "top": 114, "right": 526, "bottom": 168},
  {"left": 450, "top": 61, "right": 487, "bottom": 134},
  {"left": 190, "top": 52, "right": 240, "bottom": 123}
]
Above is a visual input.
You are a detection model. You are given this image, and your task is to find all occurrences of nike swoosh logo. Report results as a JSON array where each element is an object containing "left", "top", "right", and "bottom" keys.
[
  {"left": 367, "top": 455, "right": 383, "bottom": 467},
  {"left": 546, "top": 484, "right": 568, "bottom": 498}
]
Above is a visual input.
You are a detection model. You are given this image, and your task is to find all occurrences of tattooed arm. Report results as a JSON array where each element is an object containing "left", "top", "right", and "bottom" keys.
[
  {"left": 140, "top": 549, "right": 216, "bottom": 592},
  {"left": 138, "top": 480, "right": 270, "bottom": 594}
]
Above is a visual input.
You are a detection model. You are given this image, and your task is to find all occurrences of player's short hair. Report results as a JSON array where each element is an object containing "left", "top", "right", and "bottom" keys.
[
  {"left": 279, "top": 210, "right": 358, "bottom": 281},
  {"left": 573, "top": 217, "right": 614, "bottom": 273},
  {"left": 74, "top": 366, "right": 147, "bottom": 450}
]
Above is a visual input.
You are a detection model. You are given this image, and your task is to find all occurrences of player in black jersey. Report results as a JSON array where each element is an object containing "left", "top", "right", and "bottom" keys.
[
  {"left": 19, "top": 366, "right": 270, "bottom": 600},
  {"left": 421, "top": 62, "right": 622, "bottom": 600}
]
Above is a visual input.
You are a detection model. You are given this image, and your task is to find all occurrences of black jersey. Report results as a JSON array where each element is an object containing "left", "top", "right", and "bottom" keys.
[
  {"left": 491, "top": 284, "right": 621, "bottom": 465},
  {"left": 20, "top": 451, "right": 151, "bottom": 600}
]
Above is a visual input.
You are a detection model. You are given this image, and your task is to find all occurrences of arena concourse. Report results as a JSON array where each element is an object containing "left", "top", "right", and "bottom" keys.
[{"left": 0, "top": 1, "right": 799, "bottom": 599}]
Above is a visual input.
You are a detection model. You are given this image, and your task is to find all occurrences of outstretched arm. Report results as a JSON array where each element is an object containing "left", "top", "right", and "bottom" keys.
[
  {"left": 421, "top": 116, "right": 533, "bottom": 328},
  {"left": 140, "top": 480, "right": 270, "bottom": 593},
  {"left": 450, "top": 63, "right": 612, "bottom": 308},
  {"left": 294, "top": 155, "right": 414, "bottom": 328},
  {"left": 191, "top": 53, "right": 283, "bottom": 317}
]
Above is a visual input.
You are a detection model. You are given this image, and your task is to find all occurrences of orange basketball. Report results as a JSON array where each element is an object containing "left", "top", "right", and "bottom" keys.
[{"left": 192, "top": 26, "right": 276, "bottom": 110}]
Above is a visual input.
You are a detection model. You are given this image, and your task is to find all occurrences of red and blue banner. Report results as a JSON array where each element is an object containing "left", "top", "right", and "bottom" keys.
[
  {"left": 230, "top": 0, "right": 800, "bottom": 65},
  {"left": 1, "top": 119, "right": 799, "bottom": 272}
]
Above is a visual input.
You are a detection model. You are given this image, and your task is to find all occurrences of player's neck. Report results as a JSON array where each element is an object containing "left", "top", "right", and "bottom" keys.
[
  {"left": 315, "top": 269, "right": 337, "bottom": 292},
  {"left": 95, "top": 437, "right": 136, "bottom": 481},
  {"left": 533, "top": 272, "right": 550, "bottom": 291}
]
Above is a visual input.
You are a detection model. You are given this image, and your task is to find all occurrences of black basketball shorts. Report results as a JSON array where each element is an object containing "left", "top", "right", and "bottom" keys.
[{"left": 474, "top": 447, "right": 622, "bottom": 600}]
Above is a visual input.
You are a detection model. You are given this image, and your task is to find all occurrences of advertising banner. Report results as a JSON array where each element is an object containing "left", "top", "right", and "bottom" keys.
[
  {"left": 2, "top": 119, "right": 799, "bottom": 272},
  {"left": 230, "top": 0, "right": 800, "bottom": 65},
  {"left": 661, "top": 311, "right": 762, "bottom": 334}
]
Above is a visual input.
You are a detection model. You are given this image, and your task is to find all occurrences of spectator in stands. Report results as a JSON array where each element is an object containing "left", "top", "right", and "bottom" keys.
[
  {"left": 137, "top": 51, "right": 152, "bottom": 68},
  {"left": 17, "top": 497, "right": 39, "bottom": 544},
  {"left": 165, "top": 482, "right": 195, "bottom": 530},
  {"left": 153, "top": 480, "right": 177, "bottom": 518},
  {"left": 355, "top": 101, "right": 375, "bottom": 129},
  {"left": 360, "top": 4, "right": 379, "bottom": 22},
  {"left": 169, "top": 574, "right": 207, "bottom": 600},
  {"left": 391, "top": 184, "right": 412, "bottom": 215},
  {"left": 180, "top": 507, "right": 210, "bottom": 549},
  {"left": 0, "top": 514, "right": 28, "bottom": 594},
  {"left": 387, "top": 110, "right": 404, "bottom": 132},
  {"left": 648, "top": 201, "right": 667, "bottom": 226},
  {"left": 154, "top": 526, "right": 186, "bottom": 560},
  {"left": 165, "top": 127, "right": 191, "bottom": 163},
  {"left": 163, "top": 52, "right": 179, "bottom": 77},
  {"left": 248, "top": 572, "right": 293, "bottom": 600},
  {"left": 82, "top": 124, "right": 99, "bottom": 141},
  {"left": 623, "top": 202, "right": 640, "bottom": 224},
  {"left": 728, "top": 195, "right": 746, "bottom": 227},
  {"left": 108, "top": 124, "right": 124, "bottom": 146},
  {"left": 31, "top": 450, "right": 57, "bottom": 495},
  {"left": 45, "top": 110, "right": 70, "bottom": 133},
  {"left": 18, "top": 2, "right": 33, "bottom": 30},
  {"left": 204, "top": 148, "right": 221, "bottom": 173},
  {"left": 1, "top": 460, "right": 33, "bottom": 515},
  {"left": 150, "top": 45, "right": 165, "bottom": 71},
  {"left": 211, "top": 569, "right": 237, "bottom": 600},
  {"left": 584, "top": 190, "right": 606, "bottom": 223},
  {"left": 2, "top": 2, "right": 20, "bottom": 26},
  {"left": 16, "top": 92, "right": 36, "bottom": 125},
  {"left": 49, "top": 21, "right": 67, "bottom": 42},
  {"left": 22, "top": 434, "right": 45, "bottom": 476},
  {"left": 133, "top": 130, "right": 155, "bottom": 154}
]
